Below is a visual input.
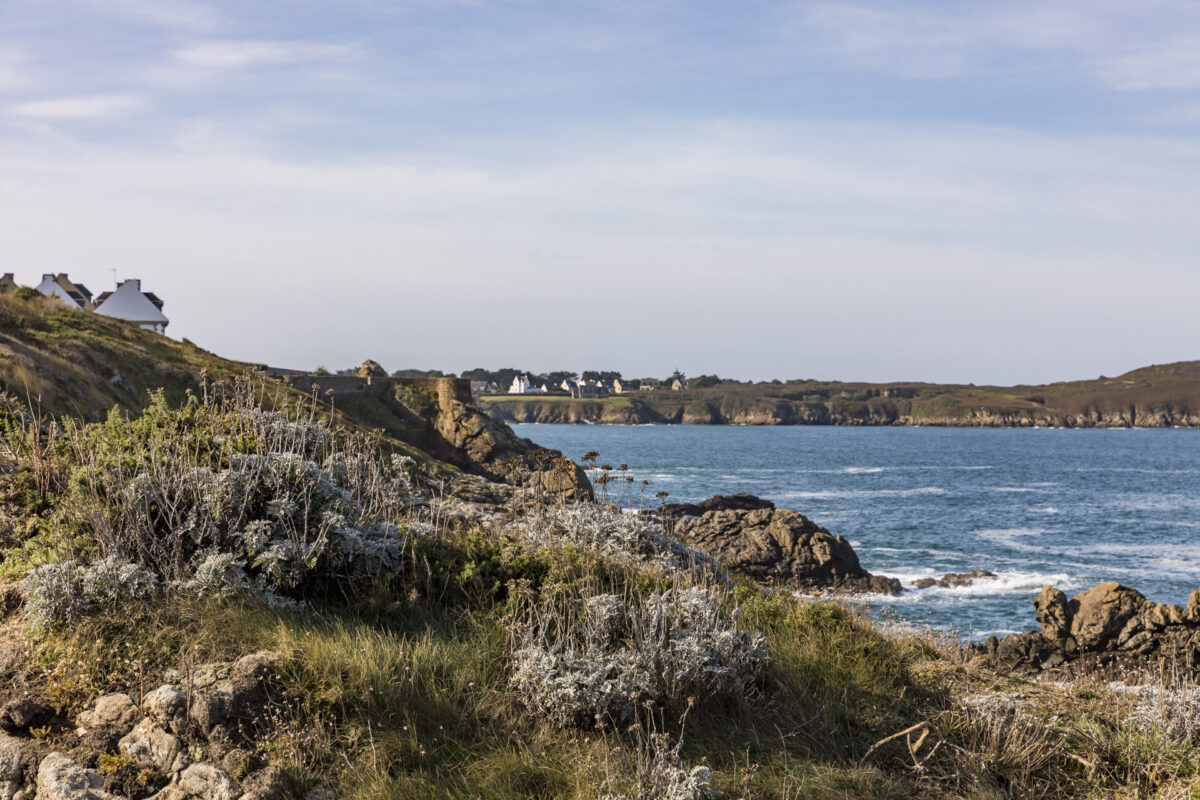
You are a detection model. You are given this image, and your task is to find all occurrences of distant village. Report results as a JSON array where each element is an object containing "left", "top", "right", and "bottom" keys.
[
  {"left": 1, "top": 272, "right": 169, "bottom": 333},
  {"left": 474, "top": 373, "right": 688, "bottom": 398},
  {"left": 324, "top": 364, "right": 695, "bottom": 398}
]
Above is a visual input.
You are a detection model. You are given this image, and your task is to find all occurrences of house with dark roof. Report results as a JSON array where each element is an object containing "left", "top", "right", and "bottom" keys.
[
  {"left": 34, "top": 273, "right": 93, "bottom": 308},
  {"left": 0, "top": 273, "right": 16, "bottom": 292},
  {"left": 94, "top": 279, "right": 169, "bottom": 333}
]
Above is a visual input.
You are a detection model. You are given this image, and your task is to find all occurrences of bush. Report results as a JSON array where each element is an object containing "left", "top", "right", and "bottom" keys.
[
  {"left": 21, "top": 556, "right": 158, "bottom": 628},
  {"left": 511, "top": 586, "right": 766, "bottom": 729},
  {"left": 509, "top": 504, "right": 722, "bottom": 578},
  {"left": 8, "top": 381, "right": 430, "bottom": 623}
]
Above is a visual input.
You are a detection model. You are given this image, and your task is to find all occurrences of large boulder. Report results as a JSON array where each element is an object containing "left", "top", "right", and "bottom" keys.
[
  {"left": 671, "top": 503, "right": 900, "bottom": 594},
  {"left": 980, "top": 581, "right": 1200, "bottom": 673},
  {"left": 662, "top": 494, "right": 775, "bottom": 519}
]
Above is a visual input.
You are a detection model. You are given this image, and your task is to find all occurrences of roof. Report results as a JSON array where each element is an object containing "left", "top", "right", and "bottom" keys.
[{"left": 93, "top": 279, "right": 169, "bottom": 326}]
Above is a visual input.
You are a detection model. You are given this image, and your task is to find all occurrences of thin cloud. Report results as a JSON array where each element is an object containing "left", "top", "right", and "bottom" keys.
[
  {"left": 173, "top": 40, "right": 354, "bottom": 69},
  {"left": 10, "top": 94, "right": 144, "bottom": 120},
  {"left": 788, "top": 0, "right": 1200, "bottom": 91},
  {"left": 82, "top": 0, "right": 219, "bottom": 30},
  {"left": 1100, "top": 37, "right": 1200, "bottom": 90}
]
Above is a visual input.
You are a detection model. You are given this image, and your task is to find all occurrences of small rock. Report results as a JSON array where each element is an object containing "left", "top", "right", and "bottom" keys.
[
  {"left": 0, "top": 699, "right": 50, "bottom": 733},
  {"left": 77, "top": 694, "right": 139, "bottom": 734},
  {"left": 239, "top": 765, "right": 291, "bottom": 800},
  {"left": 151, "top": 763, "right": 241, "bottom": 800},
  {"left": 119, "top": 718, "right": 189, "bottom": 775},
  {"left": 911, "top": 570, "right": 997, "bottom": 590},
  {"left": 0, "top": 734, "right": 29, "bottom": 800},
  {"left": 35, "top": 752, "right": 122, "bottom": 800},
  {"left": 218, "top": 750, "right": 254, "bottom": 781},
  {"left": 143, "top": 687, "right": 186, "bottom": 732}
]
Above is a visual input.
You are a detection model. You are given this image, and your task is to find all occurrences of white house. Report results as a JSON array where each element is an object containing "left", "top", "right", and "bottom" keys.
[
  {"left": 93, "top": 279, "right": 169, "bottom": 333},
  {"left": 612, "top": 379, "right": 626, "bottom": 394},
  {"left": 671, "top": 378, "right": 688, "bottom": 391},
  {"left": 34, "top": 273, "right": 93, "bottom": 308},
  {"left": 509, "top": 374, "right": 535, "bottom": 394}
]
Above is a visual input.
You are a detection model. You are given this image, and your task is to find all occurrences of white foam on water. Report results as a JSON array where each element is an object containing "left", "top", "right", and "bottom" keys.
[
  {"left": 975, "top": 528, "right": 1048, "bottom": 550},
  {"left": 990, "top": 486, "right": 1044, "bottom": 493},
  {"left": 844, "top": 466, "right": 886, "bottom": 474},
  {"left": 780, "top": 486, "right": 948, "bottom": 501},
  {"left": 861, "top": 569, "right": 1079, "bottom": 605},
  {"left": 1034, "top": 506, "right": 1060, "bottom": 514}
]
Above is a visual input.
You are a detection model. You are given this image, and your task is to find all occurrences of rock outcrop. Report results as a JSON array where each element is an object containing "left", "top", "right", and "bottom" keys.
[
  {"left": 910, "top": 570, "right": 996, "bottom": 590},
  {"left": 394, "top": 379, "right": 593, "bottom": 503},
  {"left": 979, "top": 582, "right": 1200, "bottom": 673},
  {"left": 669, "top": 497, "right": 900, "bottom": 594}
]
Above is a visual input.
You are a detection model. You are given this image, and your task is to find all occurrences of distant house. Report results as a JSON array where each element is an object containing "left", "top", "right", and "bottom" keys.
[
  {"left": 34, "top": 273, "right": 93, "bottom": 308},
  {"left": 93, "top": 279, "right": 169, "bottom": 333},
  {"left": 671, "top": 378, "right": 688, "bottom": 391},
  {"left": 560, "top": 379, "right": 575, "bottom": 393},
  {"left": 0, "top": 273, "right": 16, "bottom": 292},
  {"left": 612, "top": 379, "right": 626, "bottom": 394},
  {"left": 470, "top": 380, "right": 498, "bottom": 395},
  {"left": 639, "top": 378, "right": 660, "bottom": 391},
  {"left": 509, "top": 374, "right": 535, "bottom": 394},
  {"left": 569, "top": 380, "right": 610, "bottom": 399}
]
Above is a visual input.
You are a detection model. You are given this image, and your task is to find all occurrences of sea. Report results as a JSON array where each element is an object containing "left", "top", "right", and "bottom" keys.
[{"left": 513, "top": 424, "right": 1200, "bottom": 640}]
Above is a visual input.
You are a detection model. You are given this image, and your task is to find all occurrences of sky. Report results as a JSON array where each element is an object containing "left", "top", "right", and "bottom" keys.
[{"left": 2, "top": 0, "right": 1200, "bottom": 384}]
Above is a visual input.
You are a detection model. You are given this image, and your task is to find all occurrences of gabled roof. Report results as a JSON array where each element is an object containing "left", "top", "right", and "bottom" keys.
[{"left": 94, "top": 279, "right": 169, "bottom": 326}]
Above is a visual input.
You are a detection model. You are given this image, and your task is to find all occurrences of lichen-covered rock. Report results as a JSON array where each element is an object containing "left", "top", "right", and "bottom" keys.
[
  {"left": 76, "top": 694, "right": 139, "bottom": 734},
  {"left": 35, "top": 752, "right": 123, "bottom": 800},
  {"left": 142, "top": 687, "right": 186, "bottom": 733},
  {"left": 671, "top": 505, "right": 899, "bottom": 594},
  {"left": 150, "top": 764, "right": 240, "bottom": 800},
  {"left": 119, "top": 718, "right": 188, "bottom": 775},
  {"left": 0, "top": 734, "right": 29, "bottom": 800}
]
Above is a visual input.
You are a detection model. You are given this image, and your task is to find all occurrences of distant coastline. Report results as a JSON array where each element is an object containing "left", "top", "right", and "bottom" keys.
[{"left": 479, "top": 361, "right": 1200, "bottom": 428}]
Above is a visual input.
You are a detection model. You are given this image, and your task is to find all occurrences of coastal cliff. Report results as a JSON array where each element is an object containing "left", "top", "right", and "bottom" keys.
[{"left": 482, "top": 362, "right": 1200, "bottom": 427}]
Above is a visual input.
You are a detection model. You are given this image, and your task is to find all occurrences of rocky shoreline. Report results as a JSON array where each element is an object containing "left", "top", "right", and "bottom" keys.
[{"left": 484, "top": 398, "right": 1200, "bottom": 427}]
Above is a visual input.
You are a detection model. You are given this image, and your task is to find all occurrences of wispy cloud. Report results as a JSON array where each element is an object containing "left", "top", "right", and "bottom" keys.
[
  {"left": 81, "top": 0, "right": 219, "bottom": 30},
  {"left": 173, "top": 40, "right": 354, "bottom": 69},
  {"left": 1100, "top": 36, "right": 1200, "bottom": 90},
  {"left": 10, "top": 93, "right": 144, "bottom": 120},
  {"left": 788, "top": 0, "right": 1200, "bottom": 90}
]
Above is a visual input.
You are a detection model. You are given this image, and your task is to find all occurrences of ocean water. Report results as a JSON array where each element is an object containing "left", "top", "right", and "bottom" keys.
[{"left": 513, "top": 424, "right": 1200, "bottom": 639}]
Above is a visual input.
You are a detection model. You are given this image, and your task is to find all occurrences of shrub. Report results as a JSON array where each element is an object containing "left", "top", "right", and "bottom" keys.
[
  {"left": 1126, "top": 686, "right": 1200, "bottom": 744},
  {"left": 21, "top": 556, "right": 158, "bottom": 628},
  {"left": 509, "top": 504, "right": 723, "bottom": 578},
  {"left": 510, "top": 586, "right": 766, "bottom": 729},
  {"left": 8, "top": 381, "right": 430, "bottom": 622}
]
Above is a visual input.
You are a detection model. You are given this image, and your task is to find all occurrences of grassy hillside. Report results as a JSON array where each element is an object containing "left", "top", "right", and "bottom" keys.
[
  {"left": 2, "top": 388, "right": 1198, "bottom": 799},
  {"left": 0, "top": 298, "right": 1197, "bottom": 797},
  {"left": 482, "top": 365, "right": 1200, "bottom": 427}
]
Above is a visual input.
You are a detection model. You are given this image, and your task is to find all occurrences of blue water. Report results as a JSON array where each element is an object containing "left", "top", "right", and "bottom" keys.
[{"left": 514, "top": 424, "right": 1200, "bottom": 639}]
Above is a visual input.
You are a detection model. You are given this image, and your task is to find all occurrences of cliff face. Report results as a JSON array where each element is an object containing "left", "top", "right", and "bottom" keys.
[{"left": 481, "top": 369, "right": 1200, "bottom": 428}]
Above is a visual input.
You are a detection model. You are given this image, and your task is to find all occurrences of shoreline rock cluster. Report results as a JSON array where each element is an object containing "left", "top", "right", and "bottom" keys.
[
  {"left": 664, "top": 494, "right": 902, "bottom": 595},
  {"left": 977, "top": 582, "right": 1200, "bottom": 673}
]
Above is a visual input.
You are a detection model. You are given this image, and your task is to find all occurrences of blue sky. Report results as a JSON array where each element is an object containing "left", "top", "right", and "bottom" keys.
[{"left": 3, "top": 0, "right": 1200, "bottom": 383}]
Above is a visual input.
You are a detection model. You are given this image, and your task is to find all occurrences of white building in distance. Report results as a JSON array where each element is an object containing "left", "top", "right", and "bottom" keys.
[
  {"left": 94, "top": 279, "right": 169, "bottom": 333},
  {"left": 34, "top": 273, "right": 93, "bottom": 308}
]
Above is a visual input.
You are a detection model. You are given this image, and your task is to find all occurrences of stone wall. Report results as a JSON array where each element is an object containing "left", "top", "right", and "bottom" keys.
[{"left": 268, "top": 372, "right": 471, "bottom": 404}]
